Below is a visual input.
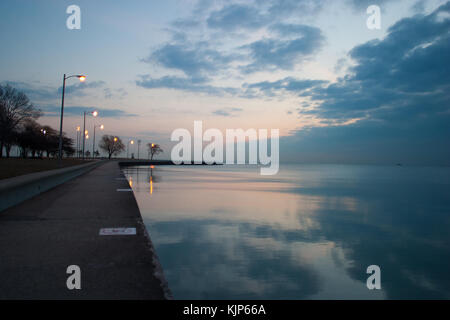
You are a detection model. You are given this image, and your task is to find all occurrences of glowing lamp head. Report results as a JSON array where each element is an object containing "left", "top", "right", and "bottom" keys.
[
  {"left": 114, "top": 137, "right": 118, "bottom": 142},
  {"left": 76, "top": 126, "right": 80, "bottom": 132},
  {"left": 86, "top": 135, "right": 89, "bottom": 139},
  {"left": 100, "top": 125, "right": 104, "bottom": 130},
  {"left": 131, "top": 140, "right": 134, "bottom": 145},
  {"left": 85, "top": 130, "right": 88, "bottom": 135},
  {"left": 78, "top": 76, "right": 86, "bottom": 82},
  {"left": 92, "top": 111, "right": 98, "bottom": 117},
  {"left": 151, "top": 143, "right": 155, "bottom": 148}
]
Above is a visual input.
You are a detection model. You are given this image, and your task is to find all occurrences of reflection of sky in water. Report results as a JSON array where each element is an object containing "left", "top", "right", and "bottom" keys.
[{"left": 123, "top": 164, "right": 450, "bottom": 299}]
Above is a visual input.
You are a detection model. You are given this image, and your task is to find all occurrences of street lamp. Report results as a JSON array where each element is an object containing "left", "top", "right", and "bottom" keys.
[
  {"left": 82, "top": 110, "right": 98, "bottom": 159},
  {"left": 58, "top": 74, "right": 86, "bottom": 162},
  {"left": 127, "top": 140, "right": 134, "bottom": 159},
  {"left": 93, "top": 124, "right": 104, "bottom": 158}
]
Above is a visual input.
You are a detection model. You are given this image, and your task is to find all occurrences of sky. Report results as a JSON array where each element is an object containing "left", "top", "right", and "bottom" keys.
[{"left": 0, "top": 0, "right": 449, "bottom": 164}]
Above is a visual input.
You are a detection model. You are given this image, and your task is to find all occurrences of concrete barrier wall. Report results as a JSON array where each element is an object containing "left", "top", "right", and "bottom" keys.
[{"left": 0, "top": 160, "right": 105, "bottom": 212}]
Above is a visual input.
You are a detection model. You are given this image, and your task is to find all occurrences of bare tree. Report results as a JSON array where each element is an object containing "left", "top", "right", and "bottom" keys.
[
  {"left": 147, "top": 143, "right": 163, "bottom": 160},
  {"left": 0, "top": 84, "right": 41, "bottom": 157},
  {"left": 99, "top": 135, "right": 125, "bottom": 159}
]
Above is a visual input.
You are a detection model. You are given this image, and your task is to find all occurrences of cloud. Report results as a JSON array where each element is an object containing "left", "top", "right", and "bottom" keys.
[
  {"left": 136, "top": 75, "right": 238, "bottom": 95},
  {"left": 207, "top": 4, "right": 268, "bottom": 30},
  {"left": 212, "top": 107, "right": 243, "bottom": 117},
  {"left": 41, "top": 106, "right": 137, "bottom": 118},
  {"left": 146, "top": 42, "right": 235, "bottom": 78},
  {"left": 244, "top": 77, "right": 328, "bottom": 97},
  {"left": 2, "top": 80, "right": 107, "bottom": 101},
  {"left": 138, "top": 1, "right": 327, "bottom": 93},
  {"left": 346, "top": 0, "right": 399, "bottom": 10},
  {"left": 104, "top": 87, "right": 128, "bottom": 99},
  {"left": 266, "top": 0, "right": 324, "bottom": 17},
  {"left": 60, "top": 80, "right": 105, "bottom": 96},
  {"left": 240, "top": 24, "right": 324, "bottom": 73},
  {"left": 205, "top": 0, "right": 325, "bottom": 31}
]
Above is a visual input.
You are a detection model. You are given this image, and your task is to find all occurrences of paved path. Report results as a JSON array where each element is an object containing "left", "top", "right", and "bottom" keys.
[{"left": 0, "top": 161, "right": 167, "bottom": 299}]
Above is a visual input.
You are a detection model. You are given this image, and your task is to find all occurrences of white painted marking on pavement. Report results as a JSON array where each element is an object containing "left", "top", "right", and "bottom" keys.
[{"left": 99, "top": 228, "right": 137, "bottom": 236}]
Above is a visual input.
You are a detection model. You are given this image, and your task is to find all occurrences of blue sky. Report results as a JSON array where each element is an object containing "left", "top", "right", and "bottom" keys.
[{"left": 0, "top": 0, "right": 449, "bottom": 164}]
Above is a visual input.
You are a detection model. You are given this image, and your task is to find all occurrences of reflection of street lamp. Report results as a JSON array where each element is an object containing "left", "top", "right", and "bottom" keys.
[
  {"left": 127, "top": 140, "right": 134, "bottom": 159},
  {"left": 93, "top": 124, "right": 104, "bottom": 158},
  {"left": 82, "top": 110, "right": 98, "bottom": 159},
  {"left": 59, "top": 74, "right": 86, "bottom": 162}
]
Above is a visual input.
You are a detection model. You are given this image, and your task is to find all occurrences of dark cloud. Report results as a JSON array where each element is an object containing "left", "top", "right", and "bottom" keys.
[
  {"left": 41, "top": 106, "right": 136, "bottom": 118},
  {"left": 305, "top": 2, "right": 450, "bottom": 121},
  {"left": 282, "top": 3, "right": 450, "bottom": 165},
  {"left": 240, "top": 24, "right": 324, "bottom": 73},
  {"left": 1, "top": 81, "right": 56, "bottom": 101}
]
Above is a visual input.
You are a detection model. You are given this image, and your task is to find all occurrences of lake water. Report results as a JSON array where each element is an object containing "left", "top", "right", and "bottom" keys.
[{"left": 122, "top": 164, "right": 450, "bottom": 299}]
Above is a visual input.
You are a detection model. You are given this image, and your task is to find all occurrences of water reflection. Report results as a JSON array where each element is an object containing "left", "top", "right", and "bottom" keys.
[{"left": 123, "top": 164, "right": 450, "bottom": 299}]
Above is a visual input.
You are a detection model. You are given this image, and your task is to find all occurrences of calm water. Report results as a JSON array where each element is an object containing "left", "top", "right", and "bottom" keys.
[{"left": 123, "top": 164, "right": 450, "bottom": 299}]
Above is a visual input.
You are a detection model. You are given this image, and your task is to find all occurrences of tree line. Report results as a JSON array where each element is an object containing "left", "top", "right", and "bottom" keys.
[{"left": 0, "top": 84, "right": 74, "bottom": 158}]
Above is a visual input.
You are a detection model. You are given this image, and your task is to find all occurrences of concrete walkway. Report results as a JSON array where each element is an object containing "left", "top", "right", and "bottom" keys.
[{"left": 0, "top": 161, "right": 168, "bottom": 299}]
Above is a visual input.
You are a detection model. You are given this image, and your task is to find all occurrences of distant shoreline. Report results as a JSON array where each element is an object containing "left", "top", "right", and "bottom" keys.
[{"left": 118, "top": 160, "right": 223, "bottom": 167}]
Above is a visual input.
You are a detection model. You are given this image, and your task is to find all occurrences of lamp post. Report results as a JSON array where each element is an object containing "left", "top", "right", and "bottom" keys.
[
  {"left": 82, "top": 110, "right": 98, "bottom": 159},
  {"left": 93, "top": 124, "right": 104, "bottom": 158},
  {"left": 85, "top": 134, "right": 89, "bottom": 158},
  {"left": 137, "top": 140, "right": 141, "bottom": 159},
  {"left": 59, "top": 74, "right": 86, "bottom": 163},
  {"left": 76, "top": 126, "right": 81, "bottom": 158},
  {"left": 112, "top": 137, "right": 118, "bottom": 159},
  {"left": 127, "top": 140, "right": 134, "bottom": 159}
]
